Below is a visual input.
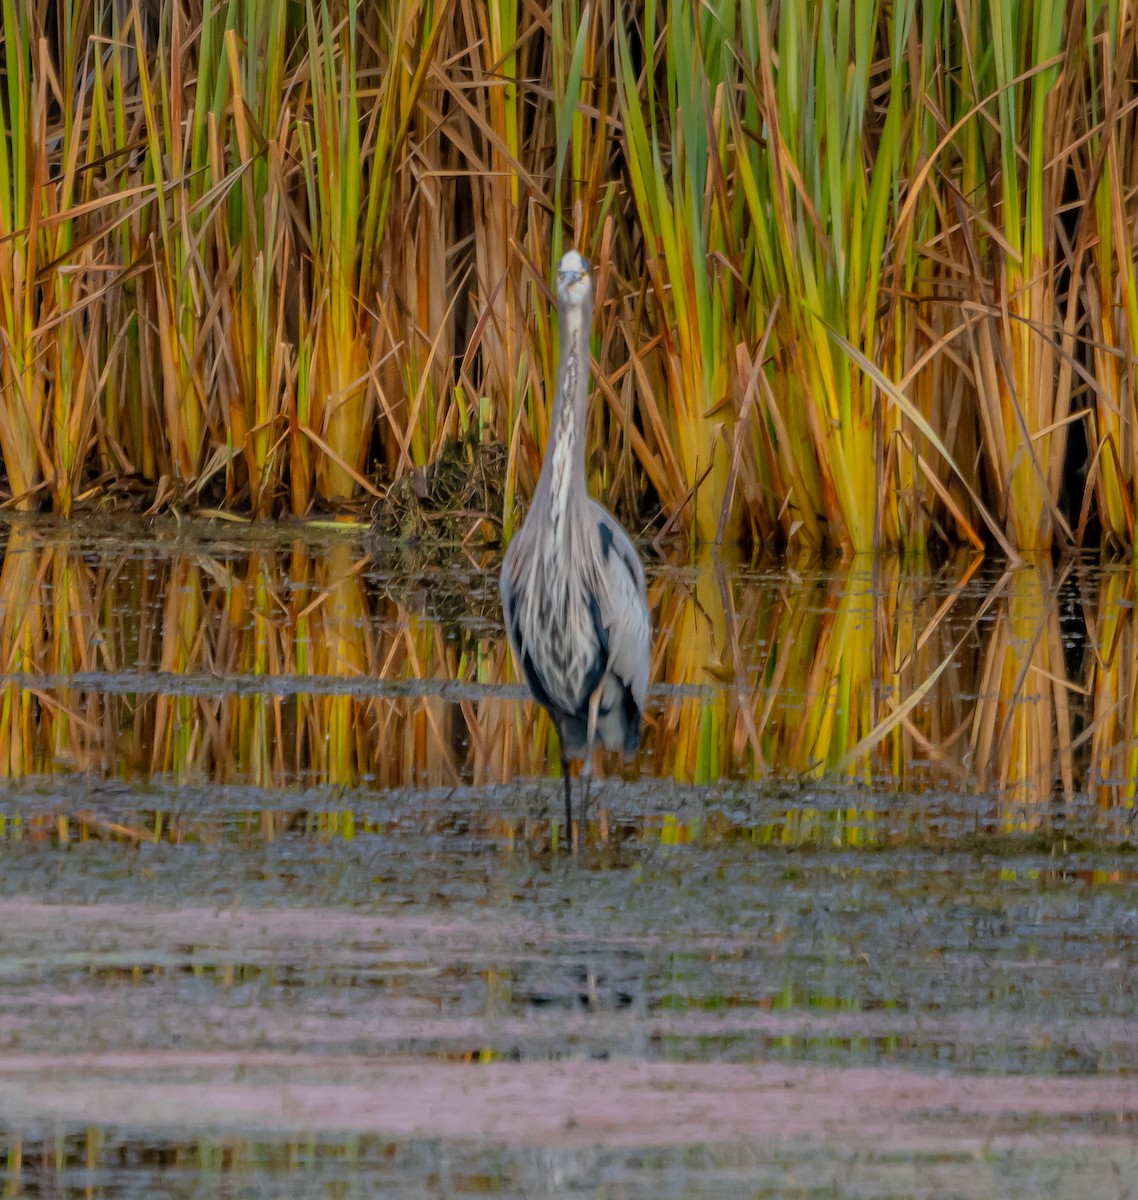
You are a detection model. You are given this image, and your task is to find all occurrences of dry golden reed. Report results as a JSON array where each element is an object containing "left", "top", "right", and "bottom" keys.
[{"left": 1, "top": 1, "right": 1137, "bottom": 555}]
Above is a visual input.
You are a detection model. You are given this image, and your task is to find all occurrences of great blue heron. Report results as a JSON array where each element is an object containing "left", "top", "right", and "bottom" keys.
[{"left": 499, "top": 249, "right": 651, "bottom": 851}]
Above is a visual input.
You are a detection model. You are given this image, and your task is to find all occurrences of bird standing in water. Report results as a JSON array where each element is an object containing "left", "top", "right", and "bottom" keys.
[{"left": 500, "top": 250, "right": 651, "bottom": 851}]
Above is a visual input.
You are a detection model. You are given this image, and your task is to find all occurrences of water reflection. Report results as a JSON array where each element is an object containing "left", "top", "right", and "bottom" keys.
[
  {"left": 14, "top": 1125, "right": 1122, "bottom": 1199},
  {"left": 1, "top": 1129, "right": 637, "bottom": 1200},
  {"left": 0, "top": 522, "right": 1131, "bottom": 822}
]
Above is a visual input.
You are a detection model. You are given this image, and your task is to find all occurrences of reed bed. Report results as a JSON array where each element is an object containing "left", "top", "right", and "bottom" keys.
[
  {"left": 0, "top": 528, "right": 1134, "bottom": 843},
  {"left": 0, "top": 2, "right": 1136, "bottom": 552}
]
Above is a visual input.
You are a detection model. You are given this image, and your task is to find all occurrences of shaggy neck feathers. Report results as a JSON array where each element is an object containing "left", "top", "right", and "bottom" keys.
[{"left": 538, "top": 296, "right": 591, "bottom": 544}]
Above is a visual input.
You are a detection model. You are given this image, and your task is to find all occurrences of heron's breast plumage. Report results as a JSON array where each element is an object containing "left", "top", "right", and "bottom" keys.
[{"left": 509, "top": 530, "right": 605, "bottom": 714}]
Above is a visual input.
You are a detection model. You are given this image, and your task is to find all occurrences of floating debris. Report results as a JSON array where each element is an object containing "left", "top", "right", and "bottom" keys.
[{"left": 372, "top": 431, "right": 506, "bottom": 546}]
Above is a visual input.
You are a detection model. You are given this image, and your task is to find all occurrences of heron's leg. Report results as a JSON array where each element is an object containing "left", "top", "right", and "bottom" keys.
[
  {"left": 560, "top": 750, "right": 573, "bottom": 852},
  {"left": 579, "top": 690, "right": 602, "bottom": 847}
]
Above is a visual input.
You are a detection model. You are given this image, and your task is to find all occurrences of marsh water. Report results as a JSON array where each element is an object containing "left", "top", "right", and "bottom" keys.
[{"left": 0, "top": 519, "right": 1135, "bottom": 1198}]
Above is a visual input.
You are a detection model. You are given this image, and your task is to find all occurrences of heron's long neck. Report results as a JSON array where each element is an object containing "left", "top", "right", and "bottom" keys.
[{"left": 540, "top": 298, "right": 591, "bottom": 540}]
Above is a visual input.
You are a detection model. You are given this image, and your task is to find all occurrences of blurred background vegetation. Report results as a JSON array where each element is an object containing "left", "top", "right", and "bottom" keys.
[{"left": 1, "top": 0, "right": 1137, "bottom": 555}]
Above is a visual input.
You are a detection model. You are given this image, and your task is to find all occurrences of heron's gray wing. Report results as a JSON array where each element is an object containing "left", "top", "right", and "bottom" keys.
[{"left": 590, "top": 505, "right": 651, "bottom": 752}]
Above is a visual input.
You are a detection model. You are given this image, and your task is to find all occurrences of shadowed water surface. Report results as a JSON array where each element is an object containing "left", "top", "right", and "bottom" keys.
[{"left": 0, "top": 519, "right": 1135, "bottom": 1197}]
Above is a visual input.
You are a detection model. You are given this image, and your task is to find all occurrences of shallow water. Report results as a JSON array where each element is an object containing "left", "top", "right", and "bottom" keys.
[{"left": 0, "top": 519, "right": 1135, "bottom": 1197}]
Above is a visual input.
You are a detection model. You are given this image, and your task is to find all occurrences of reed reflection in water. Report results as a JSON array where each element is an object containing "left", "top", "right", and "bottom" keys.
[{"left": 0, "top": 523, "right": 1132, "bottom": 825}]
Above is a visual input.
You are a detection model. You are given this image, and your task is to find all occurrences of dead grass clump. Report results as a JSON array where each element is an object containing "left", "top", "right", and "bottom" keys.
[{"left": 373, "top": 431, "right": 506, "bottom": 545}]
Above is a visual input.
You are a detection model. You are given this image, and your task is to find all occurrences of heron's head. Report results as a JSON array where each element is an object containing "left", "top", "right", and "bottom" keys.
[{"left": 556, "top": 250, "right": 591, "bottom": 308}]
